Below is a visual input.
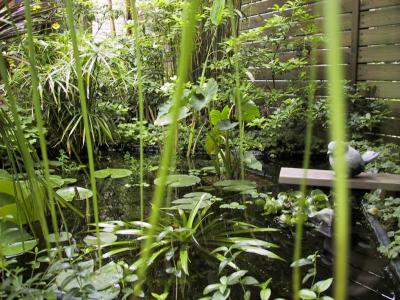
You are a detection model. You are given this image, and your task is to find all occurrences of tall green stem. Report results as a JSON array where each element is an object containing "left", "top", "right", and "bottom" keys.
[
  {"left": 228, "top": 0, "right": 244, "bottom": 179},
  {"left": 292, "top": 45, "right": 317, "bottom": 300},
  {"left": 23, "top": 0, "right": 60, "bottom": 251},
  {"left": 130, "top": 0, "right": 145, "bottom": 221},
  {"left": 135, "top": 0, "right": 200, "bottom": 294},
  {"left": 324, "top": 1, "right": 349, "bottom": 299},
  {"left": 64, "top": 0, "right": 102, "bottom": 266}
]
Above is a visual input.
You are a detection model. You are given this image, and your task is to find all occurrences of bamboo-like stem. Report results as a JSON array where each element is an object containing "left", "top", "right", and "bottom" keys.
[
  {"left": 135, "top": 0, "right": 201, "bottom": 294},
  {"left": 292, "top": 45, "right": 317, "bottom": 300},
  {"left": 130, "top": 0, "right": 145, "bottom": 221},
  {"left": 324, "top": 0, "right": 349, "bottom": 299},
  {"left": 0, "top": 54, "right": 50, "bottom": 248},
  {"left": 228, "top": 0, "right": 244, "bottom": 180},
  {"left": 108, "top": 0, "right": 116, "bottom": 37},
  {"left": 64, "top": 0, "right": 102, "bottom": 267},
  {"left": 23, "top": 0, "right": 60, "bottom": 253}
]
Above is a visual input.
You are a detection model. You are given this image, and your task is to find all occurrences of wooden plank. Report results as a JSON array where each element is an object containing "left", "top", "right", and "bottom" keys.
[
  {"left": 361, "top": 0, "right": 400, "bottom": 10},
  {"left": 350, "top": 0, "right": 361, "bottom": 85},
  {"left": 358, "top": 45, "right": 400, "bottom": 63},
  {"left": 363, "top": 81, "right": 400, "bottom": 99},
  {"left": 360, "top": 6, "right": 400, "bottom": 28},
  {"left": 251, "top": 65, "right": 351, "bottom": 80},
  {"left": 359, "top": 26, "right": 400, "bottom": 46},
  {"left": 240, "top": 12, "right": 352, "bottom": 31},
  {"left": 381, "top": 117, "right": 400, "bottom": 136},
  {"left": 266, "top": 48, "right": 350, "bottom": 64},
  {"left": 242, "top": 0, "right": 352, "bottom": 18},
  {"left": 357, "top": 64, "right": 400, "bottom": 81},
  {"left": 387, "top": 100, "right": 400, "bottom": 117},
  {"left": 279, "top": 167, "right": 400, "bottom": 191}
]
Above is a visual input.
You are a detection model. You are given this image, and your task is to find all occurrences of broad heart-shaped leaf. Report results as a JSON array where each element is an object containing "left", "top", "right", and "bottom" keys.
[
  {"left": 0, "top": 221, "right": 37, "bottom": 256},
  {"left": 209, "top": 105, "right": 230, "bottom": 126},
  {"left": 241, "top": 100, "right": 260, "bottom": 121},
  {"left": 88, "top": 284, "right": 120, "bottom": 300},
  {"left": 192, "top": 79, "right": 219, "bottom": 111},
  {"left": 154, "top": 106, "right": 191, "bottom": 126},
  {"left": 56, "top": 187, "right": 93, "bottom": 201},
  {"left": 84, "top": 232, "right": 117, "bottom": 246},
  {"left": 0, "top": 192, "right": 14, "bottom": 206},
  {"left": 244, "top": 151, "right": 262, "bottom": 171},
  {"left": 260, "top": 288, "right": 271, "bottom": 300},
  {"left": 217, "top": 120, "right": 238, "bottom": 131},
  {"left": 210, "top": 0, "right": 226, "bottom": 25},
  {"left": 94, "top": 168, "right": 132, "bottom": 179},
  {"left": 154, "top": 174, "right": 200, "bottom": 188}
]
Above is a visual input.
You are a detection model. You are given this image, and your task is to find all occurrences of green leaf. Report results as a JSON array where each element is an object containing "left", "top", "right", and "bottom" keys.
[
  {"left": 299, "top": 289, "right": 317, "bottom": 299},
  {"left": 94, "top": 168, "right": 132, "bottom": 179},
  {"left": 241, "top": 101, "right": 260, "bottom": 121},
  {"left": 89, "top": 285, "right": 120, "bottom": 300},
  {"left": 89, "top": 261, "right": 123, "bottom": 290},
  {"left": 154, "top": 107, "right": 191, "bottom": 126},
  {"left": 244, "top": 151, "right": 262, "bottom": 171},
  {"left": 227, "top": 270, "right": 247, "bottom": 285},
  {"left": 210, "top": 0, "right": 225, "bottom": 25},
  {"left": 56, "top": 186, "right": 93, "bottom": 201},
  {"left": 0, "top": 192, "right": 15, "bottom": 206},
  {"left": 83, "top": 232, "right": 117, "bottom": 246},
  {"left": 312, "top": 278, "right": 333, "bottom": 293},
  {"left": 48, "top": 231, "right": 72, "bottom": 243},
  {"left": 203, "top": 283, "right": 220, "bottom": 295},
  {"left": 180, "top": 249, "right": 189, "bottom": 275},
  {"left": 0, "top": 221, "right": 37, "bottom": 256},
  {"left": 241, "top": 276, "right": 259, "bottom": 285},
  {"left": 217, "top": 120, "right": 238, "bottom": 131},
  {"left": 260, "top": 288, "right": 271, "bottom": 300},
  {"left": 154, "top": 174, "right": 200, "bottom": 188}
]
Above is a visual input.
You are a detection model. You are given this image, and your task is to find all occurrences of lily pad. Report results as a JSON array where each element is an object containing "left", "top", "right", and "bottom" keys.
[
  {"left": 48, "top": 231, "right": 72, "bottom": 243},
  {"left": 83, "top": 232, "right": 117, "bottom": 246},
  {"left": 154, "top": 174, "right": 200, "bottom": 188},
  {"left": 0, "top": 221, "right": 37, "bottom": 256},
  {"left": 220, "top": 202, "right": 246, "bottom": 210},
  {"left": 56, "top": 187, "right": 93, "bottom": 201},
  {"left": 94, "top": 168, "right": 132, "bottom": 179}
]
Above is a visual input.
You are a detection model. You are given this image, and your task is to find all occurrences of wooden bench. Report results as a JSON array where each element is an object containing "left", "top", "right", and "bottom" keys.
[{"left": 279, "top": 167, "right": 400, "bottom": 191}]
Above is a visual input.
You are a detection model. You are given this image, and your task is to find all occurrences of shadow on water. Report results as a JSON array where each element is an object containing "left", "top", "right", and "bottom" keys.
[{"left": 75, "top": 151, "right": 398, "bottom": 299}]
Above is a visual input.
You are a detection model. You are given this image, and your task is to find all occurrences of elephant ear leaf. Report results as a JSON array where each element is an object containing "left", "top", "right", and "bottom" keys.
[{"left": 210, "top": 0, "right": 226, "bottom": 26}]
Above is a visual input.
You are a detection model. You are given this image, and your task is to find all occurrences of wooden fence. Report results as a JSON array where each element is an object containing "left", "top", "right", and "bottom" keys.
[{"left": 240, "top": 0, "right": 400, "bottom": 141}]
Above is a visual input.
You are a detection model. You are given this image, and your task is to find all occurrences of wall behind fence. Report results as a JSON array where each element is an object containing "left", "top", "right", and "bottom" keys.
[{"left": 240, "top": 0, "right": 400, "bottom": 142}]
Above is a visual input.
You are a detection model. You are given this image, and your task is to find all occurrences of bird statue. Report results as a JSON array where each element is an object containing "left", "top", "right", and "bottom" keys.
[{"left": 327, "top": 141, "right": 379, "bottom": 177}]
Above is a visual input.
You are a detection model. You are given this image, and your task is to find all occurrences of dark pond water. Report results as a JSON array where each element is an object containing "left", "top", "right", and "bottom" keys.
[{"left": 70, "top": 151, "right": 399, "bottom": 299}]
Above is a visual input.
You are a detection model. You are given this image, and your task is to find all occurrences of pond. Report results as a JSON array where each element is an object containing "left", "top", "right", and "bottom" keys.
[{"left": 59, "top": 150, "right": 399, "bottom": 299}]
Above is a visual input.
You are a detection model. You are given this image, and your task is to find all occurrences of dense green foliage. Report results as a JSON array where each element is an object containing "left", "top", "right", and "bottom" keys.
[{"left": 0, "top": 0, "right": 398, "bottom": 299}]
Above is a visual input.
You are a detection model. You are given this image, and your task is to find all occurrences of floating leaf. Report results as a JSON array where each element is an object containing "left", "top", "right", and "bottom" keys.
[
  {"left": 56, "top": 187, "right": 93, "bottom": 201},
  {"left": 171, "top": 192, "right": 212, "bottom": 210},
  {"left": 83, "top": 232, "right": 117, "bottom": 246},
  {"left": 154, "top": 174, "right": 200, "bottom": 188},
  {"left": 48, "top": 231, "right": 72, "bottom": 243},
  {"left": 94, "top": 168, "right": 132, "bottom": 179},
  {"left": 0, "top": 221, "right": 37, "bottom": 256},
  {"left": 220, "top": 202, "right": 246, "bottom": 210},
  {"left": 244, "top": 151, "right": 262, "bottom": 171}
]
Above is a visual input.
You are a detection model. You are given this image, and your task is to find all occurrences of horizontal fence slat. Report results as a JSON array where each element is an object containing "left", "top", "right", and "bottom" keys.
[
  {"left": 358, "top": 64, "right": 400, "bottom": 81},
  {"left": 381, "top": 117, "right": 400, "bottom": 136},
  {"left": 251, "top": 65, "right": 352, "bottom": 80},
  {"left": 265, "top": 48, "right": 350, "bottom": 64},
  {"left": 242, "top": 0, "right": 352, "bottom": 18},
  {"left": 363, "top": 81, "right": 400, "bottom": 99},
  {"left": 360, "top": 6, "right": 400, "bottom": 28},
  {"left": 359, "top": 26, "right": 400, "bottom": 46},
  {"left": 358, "top": 45, "right": 400, "bottom": 63},
  {"left": 361, "top": 0, "right": 400, "bottom": 10},
  {"left": 387, "top": 100, "right": 400, "bottom": 117}
]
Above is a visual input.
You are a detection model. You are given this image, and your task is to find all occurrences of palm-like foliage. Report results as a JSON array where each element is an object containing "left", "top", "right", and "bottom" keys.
[{"left": 0, "top": 0, "right": 57, "bottom": 40}]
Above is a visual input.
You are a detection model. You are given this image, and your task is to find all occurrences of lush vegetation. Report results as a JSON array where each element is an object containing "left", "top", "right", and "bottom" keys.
[{"left": 0, "top": 0, "right": 398, "bottom": 299}]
